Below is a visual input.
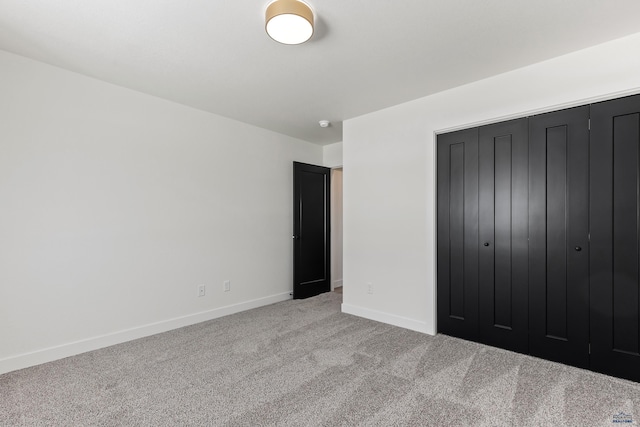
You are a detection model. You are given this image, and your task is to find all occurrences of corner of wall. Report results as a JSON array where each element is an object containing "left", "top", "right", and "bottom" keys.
[{"left": 323, "top": 142, "right": 343, "bottom": 168}]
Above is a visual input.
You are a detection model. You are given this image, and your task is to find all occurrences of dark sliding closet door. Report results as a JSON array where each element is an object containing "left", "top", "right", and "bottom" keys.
[
  {"left": 437, "top": 128, "right": 479, "bottom": 341},
  {"left": 478, "top": 119, "right": 529, "bottom": 354},
  {"left": 529, "top": 106, "right": 590, "bottom": 368},
  {"left": 590, "top": 94, "right": 640, "bottom": 382}
]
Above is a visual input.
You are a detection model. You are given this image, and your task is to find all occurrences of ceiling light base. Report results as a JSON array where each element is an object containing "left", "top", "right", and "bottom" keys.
[{"left": 265, "top": 0, "right": 314, "bottom": 45}]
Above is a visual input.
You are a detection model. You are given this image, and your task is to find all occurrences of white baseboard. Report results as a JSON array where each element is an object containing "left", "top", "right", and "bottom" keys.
[
  {"left": 341, "top": 303, "right": 432, "bottom": 335},
  {"left": 332, "top": 279, "right": 343, "bottom": 288},
  {"left": 0, "top": 292, "right": 292, "bottom": 375}
]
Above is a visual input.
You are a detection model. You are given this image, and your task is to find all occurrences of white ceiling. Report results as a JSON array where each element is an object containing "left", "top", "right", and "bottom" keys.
[{"left": 2, "top": 1, "right": 640, "bottom": 145}]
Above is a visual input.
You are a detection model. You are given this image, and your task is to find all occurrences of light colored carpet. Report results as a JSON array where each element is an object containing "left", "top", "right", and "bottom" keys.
[{"left": 2, "top": 292, "right": 640, "bottom": 426}]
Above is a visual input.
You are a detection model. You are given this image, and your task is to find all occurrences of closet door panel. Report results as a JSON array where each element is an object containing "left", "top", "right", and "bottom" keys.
[
  {"left": 591, "top": 94, "right": 640, "bottom": 382},
  {"left": 612, "top": 113, "right": 640, "bottom": 354},
  {"left": 529, "top": 106, "right": 590, "bottom": 368},
  {"left": 478, "top": 118, "right": 529, "bottom": 354},
  {"left": 493, "top": 137, "right": 514, "bottom": 327},
  {"left": 437, "top": 128, "right": 480, "bottom": 341},
  {"left": 546, "top": 129, "right": 569, "bottom": 337}
]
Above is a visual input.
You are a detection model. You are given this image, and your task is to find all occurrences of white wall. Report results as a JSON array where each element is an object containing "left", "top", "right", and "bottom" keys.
[
  {"left": 0, "top": 50, "right": 322, "bottom": 374},
  {"left": 323, "top": 142, "right": 343, "bottom": 168},
  {"left": 325, "top": 142, "right": 344, "bottom": 291},
  {"left": 330, "top": 169, "right": 343, "bottom": 289},
  {"left": 342, "top": 32, "right": 640, "bottom": 335}
]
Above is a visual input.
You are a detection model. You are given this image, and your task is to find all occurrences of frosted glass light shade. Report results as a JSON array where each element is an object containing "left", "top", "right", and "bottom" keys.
[{"left": 265, "top": 0, "right": 314, "bottom": 45}]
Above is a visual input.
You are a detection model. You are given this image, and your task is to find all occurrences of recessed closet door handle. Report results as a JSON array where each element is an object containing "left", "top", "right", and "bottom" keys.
[{"left": 575, "top": 246, "right": 582, "bottom": 252}]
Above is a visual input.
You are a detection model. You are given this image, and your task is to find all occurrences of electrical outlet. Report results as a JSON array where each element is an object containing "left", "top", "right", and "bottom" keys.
[
  {"left": 223, "top": 280, "right": 231, "bottom": 292},
  {"left": 198, "top": 284, "right": 206, "bottom": 297},
  {"left": 367, "top": 282, "right": 373, "bottom": 295}
]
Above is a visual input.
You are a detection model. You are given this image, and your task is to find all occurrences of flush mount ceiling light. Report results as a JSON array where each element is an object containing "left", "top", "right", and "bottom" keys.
[{"left": 265, "top": 0, "right": 314, "bottom": 45}]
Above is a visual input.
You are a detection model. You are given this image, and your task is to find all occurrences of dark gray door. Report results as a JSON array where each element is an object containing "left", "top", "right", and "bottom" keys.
[
  {"left": 529, "top": 106, "right": 590, "bottom": 368},
  {"left": 478, "top": 118, "right": 529, "bottom": 354},
  {"left": 590, "top": 94, "right": 640, "bottom": 381},
  {"left": 437, "top": 94, "right": 640, "bottom": 382},
  {"left": 437, "top": 128, "right": 480, "bottom": 341},
  {"left": 293, "top": 162, "right": 331, "bottom": 299}
]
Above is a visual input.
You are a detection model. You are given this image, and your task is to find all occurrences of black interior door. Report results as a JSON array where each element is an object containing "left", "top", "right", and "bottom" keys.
[
  {"left": 478, "top": 118, "right": 529, "bottom": 354},
  {"left": 293, "top": 162, "right": 331, "bottom": 299},
  {"left": 590, "top": 95, "right": 640, "bottom": 381},
  {"left": 529, "top": 106, "right": 590, "bottom": 368},
  {"left": 437, "top": 128, "right": 480, "bottom": 341}
]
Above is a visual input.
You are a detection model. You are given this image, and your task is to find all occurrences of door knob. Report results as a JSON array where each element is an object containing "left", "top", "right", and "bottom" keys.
[
  {"left": 483, "top": 242, "right": 490, "bottom": 247},
  {"left": 575, "top": 246, "right": 582, "bottom": 251}
]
